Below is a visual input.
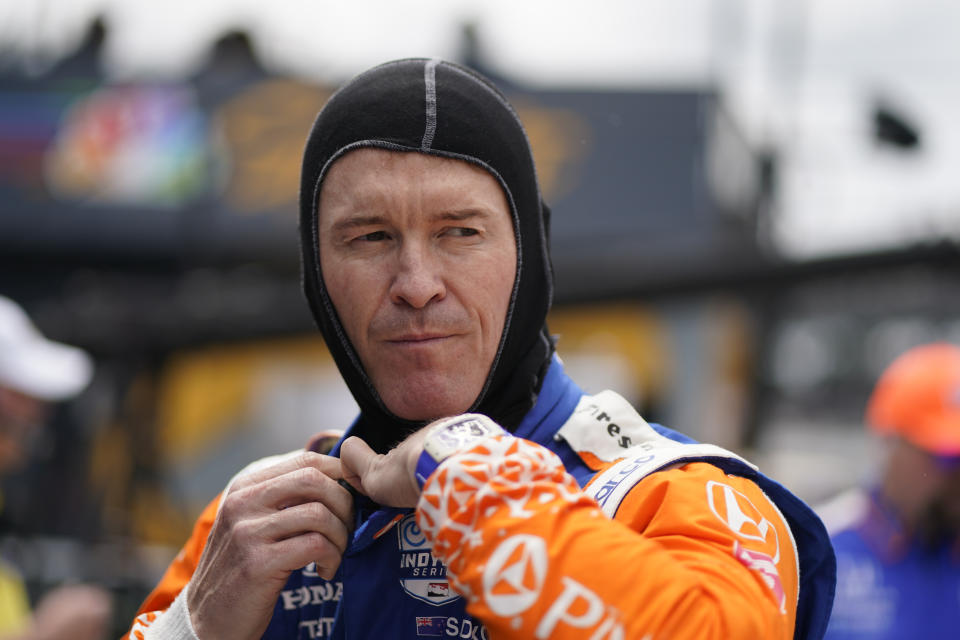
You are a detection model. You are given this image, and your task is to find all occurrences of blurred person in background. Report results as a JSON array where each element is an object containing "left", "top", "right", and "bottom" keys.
[
  {"left": 822, "top": 342, "right": 960, "bottom": 639},
  {"left": 0, "top": 295, "right": 112, "bottom": 640},
  {"left": 128, "top": 58, "right": 835, "bottom": 639}
]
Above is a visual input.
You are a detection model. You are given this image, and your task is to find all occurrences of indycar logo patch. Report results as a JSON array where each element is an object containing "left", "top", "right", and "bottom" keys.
[{"left": 398, "top": 513, "right": 460, "bottom": 605}]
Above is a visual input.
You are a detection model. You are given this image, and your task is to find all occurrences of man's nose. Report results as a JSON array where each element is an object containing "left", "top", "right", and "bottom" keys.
[{"left": 388, "top": 242, "right": 446, "bottom": 308}]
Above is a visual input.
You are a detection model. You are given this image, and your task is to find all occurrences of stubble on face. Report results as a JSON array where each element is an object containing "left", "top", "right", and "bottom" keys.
[{"left": 317, "top": 149, "right": 517, "bottom": 421}]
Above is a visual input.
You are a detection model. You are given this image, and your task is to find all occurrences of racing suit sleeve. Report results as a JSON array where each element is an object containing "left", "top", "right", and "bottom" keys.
[
  {"left": 416, "top": 435, "right": 799, "bottom": 639},
  {"left": 125, "top": 494, "right": 221, "bottom": 639}
]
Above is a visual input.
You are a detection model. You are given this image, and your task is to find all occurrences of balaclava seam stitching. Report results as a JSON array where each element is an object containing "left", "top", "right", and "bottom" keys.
[
  {"left": 421, "top": 58, "right": 439, "bottom": 150},
  {"left": 299, "top": 57, "right": 554, "bottom": 444},
  {"left": 310, "top": 139, "right": 524, "bottom": 422},
  {"left": 440, "top": 62, "right": 555, "bottom": 307}
]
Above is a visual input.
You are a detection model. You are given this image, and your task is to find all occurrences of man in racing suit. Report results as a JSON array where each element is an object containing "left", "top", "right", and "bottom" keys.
[
  {"left": 822, "top": 343, "right": 960, "bottom": 639},
  {"left": 127, "top": 58, "right": 835, "bottom": 640}
]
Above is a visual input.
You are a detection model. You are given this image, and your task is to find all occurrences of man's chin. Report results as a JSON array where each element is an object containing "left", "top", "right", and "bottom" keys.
[
  {"left": 388, "top": 403, "right": 469, "bottom": 424},
  {"left": 380, "top": 385, "right": 476, "bottom": 423},
  {"left": 916, "top": 498, "right": 960, "bottom": 551}
]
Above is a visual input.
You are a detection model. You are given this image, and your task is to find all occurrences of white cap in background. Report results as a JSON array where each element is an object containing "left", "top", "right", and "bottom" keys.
[{"left": 0, "top": 295, "right": 93, "bottom": 401}]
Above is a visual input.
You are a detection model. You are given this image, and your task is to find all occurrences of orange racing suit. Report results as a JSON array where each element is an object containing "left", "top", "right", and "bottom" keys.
[{"left": 128, "top": 357, "right": 835, "bottom": 639}]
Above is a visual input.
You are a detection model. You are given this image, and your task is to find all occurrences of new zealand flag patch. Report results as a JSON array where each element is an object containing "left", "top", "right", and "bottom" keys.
[{"left": 415, "top": 616, "right": 446, "bottom": 636}]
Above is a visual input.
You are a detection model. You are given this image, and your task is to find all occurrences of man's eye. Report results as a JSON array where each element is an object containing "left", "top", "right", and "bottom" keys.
[
  {"left": 358, "top": 231, "right": 389, "bottom": 242},
  {"left": 447, "top": 227, "right": 479, "bottom": 237}
]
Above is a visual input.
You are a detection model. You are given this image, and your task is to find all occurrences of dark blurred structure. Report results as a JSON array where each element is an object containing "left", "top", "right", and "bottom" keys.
[
  {"left": 2, "top": 16, "right": 960, "bottom": 636},
  {"left": 873, "top": 101, "right": 921, "bottom": 150}
]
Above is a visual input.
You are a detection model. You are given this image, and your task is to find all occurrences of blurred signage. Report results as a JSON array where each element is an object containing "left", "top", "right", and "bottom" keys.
[
  {"left": 44, "top": 84, "right": 210, "bottom": 206},
  {"left": 0, "top": 90, "right": 72, "bottom": 195},
  {"left": 514, "top": 100, "right": 591, "bottom": 202},
  {"left": 215, "top": 78, "right": 331, "bottom": 214},
  {"left": 2, "top": 59, "right": 762, "bottom": 284}
]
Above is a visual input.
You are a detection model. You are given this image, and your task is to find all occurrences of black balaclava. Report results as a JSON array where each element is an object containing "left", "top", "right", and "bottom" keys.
[{"left": 299, "top": 58, "right": 554, "bottom": 453}]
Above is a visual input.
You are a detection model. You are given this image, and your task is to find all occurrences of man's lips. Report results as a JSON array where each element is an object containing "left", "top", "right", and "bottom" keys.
[{"left": 385, "top": 333, "right": 453, "bottom": 344}]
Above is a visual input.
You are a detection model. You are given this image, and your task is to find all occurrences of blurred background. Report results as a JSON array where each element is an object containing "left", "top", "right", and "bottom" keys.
[{"left": 1, "top": 0, "right": 959, "bottom": 634}]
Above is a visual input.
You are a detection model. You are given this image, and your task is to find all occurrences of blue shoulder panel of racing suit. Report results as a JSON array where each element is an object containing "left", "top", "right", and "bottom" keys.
[{"left": 261, "top": 355, "right": 835, "bottom": 640}]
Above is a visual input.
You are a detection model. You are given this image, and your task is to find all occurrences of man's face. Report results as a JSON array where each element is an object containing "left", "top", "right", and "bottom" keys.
[
  {"left": 318, "top": 148, "right": 517, "bottom": 421},
  {"left": 886, "top": 437, "right": 960, "bottom": 546},
  {"left": 0, "top": 386, "right": 47, "bottom": 474}
]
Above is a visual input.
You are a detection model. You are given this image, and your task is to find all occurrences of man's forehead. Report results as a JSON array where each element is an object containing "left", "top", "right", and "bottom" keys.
[
  {"left": 317, "top": 147, "right": 510, "bottom": 216},
  {"left": 324, "top": 147, "right": 484, "bottom": 180}
]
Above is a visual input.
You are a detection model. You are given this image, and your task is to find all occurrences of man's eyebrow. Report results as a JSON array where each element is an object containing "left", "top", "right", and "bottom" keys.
[
  {"left": 329, "top": 215, "right": 387, "bottom": 234},
  {"left": 433, "top": 209, "right": 490, "bottom": 222},
  {"left": 329, "top": 209, "right": 491, "bottom": 233}
]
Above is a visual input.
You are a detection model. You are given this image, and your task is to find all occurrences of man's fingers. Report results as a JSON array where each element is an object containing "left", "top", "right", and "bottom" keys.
[
  {"left": 340, "top": 435, "right": 422, "bottom": 507},
  {"left": 271, "top": 532, "right": 345, "bottom": 581},
  {"left": 185, "top": 451, "right": 352, "bottom": 640},
  {"left": 339, "top": 436, "right": 376, "bottom": 494},
  {"left": 230, "top": 450, "right": 344, "bottom": 492},
  {"left": 261, "top": 502, "right": 352, "bottom": 555},
  {"left": 241, "top": 466, "right": 354, "bottom": 525}
]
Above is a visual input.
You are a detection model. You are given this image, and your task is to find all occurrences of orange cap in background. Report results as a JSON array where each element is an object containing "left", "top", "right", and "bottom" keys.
[{"left": 867, "top": 342, "right": 960, "bottom": 456}]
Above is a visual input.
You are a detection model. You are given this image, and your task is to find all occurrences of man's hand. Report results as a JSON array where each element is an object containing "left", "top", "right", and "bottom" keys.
[
  {"left": 28, "top": 584, "right": 113, "bottom": 640},
  {"left": 339, "top": 428, "right": 431, "bottom": 508},
  {"left": 186, "top": 452, "right": 353, "bottom": 640}
]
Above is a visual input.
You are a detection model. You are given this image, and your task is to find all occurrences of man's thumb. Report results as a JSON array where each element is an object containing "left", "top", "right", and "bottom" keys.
[{"left": 339, "top": 436, "right": 376, "bottom": 495}]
